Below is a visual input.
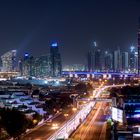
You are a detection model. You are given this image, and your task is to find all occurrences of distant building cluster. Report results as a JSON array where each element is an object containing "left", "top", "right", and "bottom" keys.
[
  {"left": 1, "top": 50, "right": 17, "bottom": 72},
  {"left": 0, "top": 43, "right": 62, "bottom": 78},
  {"left": 1, "top": 19, "right": 140, "bottom": 77},
  {"left": 87, "top": 42, "right": 138, "bottom": 73},
  {"left": 63, "top": 64, "right": 86, "bottom": 71}
]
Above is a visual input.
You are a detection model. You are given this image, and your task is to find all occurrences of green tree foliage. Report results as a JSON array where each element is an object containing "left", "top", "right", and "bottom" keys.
[{"left": 0, "top": 108, "right": 29, "bottom": 138}]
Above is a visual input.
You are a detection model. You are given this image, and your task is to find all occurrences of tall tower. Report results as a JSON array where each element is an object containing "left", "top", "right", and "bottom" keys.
[
  {"left": 122, "top": 52, "right": 129, "bottom": 72},
  {"left": 87, "top": 41, "right": 97, "bottom": 72},
  {"left": 104, "top": 51, "right": 113, "bottom": 72},
  {"left": 138, "top": 18, "right": 140, "bottom": 75},
  {"left": 1, "top": 50, "right": 17, "bottom": 72},
  {"left": 129, "top": 45, "right": 137, "bottom": 73},
  {"left": 113, "top": 49, "right": 122, "bottom": 72},
  {"left": 50, "top": 42, "right": 62, "bottom": 77}
]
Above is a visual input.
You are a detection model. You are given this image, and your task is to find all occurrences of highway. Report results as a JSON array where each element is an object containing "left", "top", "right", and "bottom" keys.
[
  {"left": 22, "top": 84, "right": 125, "bottom": 140},
  {"left": 70, "top": 102, "right": 109, "bottom": 140},
  {"left": 47, "top": 85, "right": 109, "bottom": 140},
  {"left": 21, "top": 106, "right": 80, "bottom": 140},
  {"left": 21, "top": 113, "right": 66, "bottom": 140}
]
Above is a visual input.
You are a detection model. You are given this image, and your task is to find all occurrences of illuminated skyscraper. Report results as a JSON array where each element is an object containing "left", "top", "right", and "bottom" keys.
[
  {"left": 104, "top": 51, "right": 113, "bottom": 72},
  {"left": 95, "top": 49, "right": 102, "bottom": 71},
  {"left": 18, "top": 58, "right": 23, "bottom": 75},
  {"left": 23, "top": 56, "right": 35, "bottom": 77},
  {"left": 113, "top": 49, "right": 122, "bottom": 72},
  {"left": 129, "top": 46, "right": 137, "bottom": 73},
  {"left": 34, "top": 55, "right": 51, "bottom": 77},
  {"left": 122, "top": 52, "right": 129, "bottom": 72},
  {"left": 87, "top": 41, "right": 97, "bottom": 72},
  {"left": 87, "top": 51, "right": 94, "bottom": 72},
  {"left": 138, "top": 18, "right": 140, "bottom": 75},
  {"left": 50, "top": 42, "right": 62, "bottom": 77},
  {"left": 1, "top": 50, "right": 17, "bottom": 72},
  {"left": 22, "top": 53, "right": 35, "bottom": 77}
]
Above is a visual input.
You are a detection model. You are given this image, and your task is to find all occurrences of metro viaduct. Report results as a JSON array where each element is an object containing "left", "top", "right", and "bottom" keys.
[{"left": 62, "top": 71, "right": 136, "bottom": 79}]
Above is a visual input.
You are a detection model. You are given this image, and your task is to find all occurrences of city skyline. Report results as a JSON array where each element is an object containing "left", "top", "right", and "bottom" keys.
[
  {"left": 0, "top": 0, "right": 140, "bottom": 65},
  {"left": 0, "top": 1, "right": 140, "bottom": 140}
]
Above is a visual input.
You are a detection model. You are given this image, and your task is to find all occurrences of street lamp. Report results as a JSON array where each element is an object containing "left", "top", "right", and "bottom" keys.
[
  {"left": 52, "top": 123, "right": 59, "bottom": 130},
  {"left": 72, "top": 107, "right": 77, "bottom": 112},
  {"left": 64, "top": 113, "right": 69, "bottom": 117}
]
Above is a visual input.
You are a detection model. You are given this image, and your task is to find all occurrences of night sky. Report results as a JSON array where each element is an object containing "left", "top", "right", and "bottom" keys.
[{"left": 0, "top": 0, "right": 140, "bottom": 65}]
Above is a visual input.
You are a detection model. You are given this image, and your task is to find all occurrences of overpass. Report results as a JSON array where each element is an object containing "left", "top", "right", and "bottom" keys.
[
  {"left": 77, "top": 98, "right": 112, "bottom": 104},
  {"left": 47, "top": 84, "right": 125, "bottom": 140},
  {"left": 62, "top": 71, "right": 136, "bottom": 79}
]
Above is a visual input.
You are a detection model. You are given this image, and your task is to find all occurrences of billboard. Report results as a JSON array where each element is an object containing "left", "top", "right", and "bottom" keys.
[{"left": 112, "top": 107, "right": 123, "bottom": 123}]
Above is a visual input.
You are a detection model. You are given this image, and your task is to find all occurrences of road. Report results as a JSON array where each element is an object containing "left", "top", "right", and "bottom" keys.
[
  {"left": 22, "top": 84, "right": 117, "bottom": 140},
  {"left": 21, "top": 113, "right": 65, "bottom": 140},
  {"left": 21, "top": 109, "right": 76, "bottom": 140},
  {"left": 70, "top": 102, "right": 109, "bottom": 140}
]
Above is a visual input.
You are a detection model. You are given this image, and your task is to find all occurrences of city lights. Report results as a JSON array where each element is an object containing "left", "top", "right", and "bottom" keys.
[{"left": 0, "top": 1, "right": 140, "bottom": 140}]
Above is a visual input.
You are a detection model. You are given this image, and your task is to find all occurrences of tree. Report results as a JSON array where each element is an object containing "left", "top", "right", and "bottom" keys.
[
  {"left": 86, "top": 83, "right": 93, "bottom": 93},
  {"left": 32, "top": 112, "right": 42, "bottom": 125},
  {"left": 75, "top": 82, "right": 87, "bottom": 92},
  {"left": 0, "top": 108, "right": 30, "bottom": 138}
]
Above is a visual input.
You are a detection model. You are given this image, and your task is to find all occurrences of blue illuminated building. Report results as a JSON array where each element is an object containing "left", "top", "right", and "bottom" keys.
[
  {"left": 50, "top": 42, "right": 62, "bottom": 77},
  {"left": 112, "top": 86, "right": 140, "bottom": 125},
  {"left": 51, "top": 42, "right": 58, "bottom": 47},
  {"left": 24, "top": 53, "right": 29, "bottom": 60}
]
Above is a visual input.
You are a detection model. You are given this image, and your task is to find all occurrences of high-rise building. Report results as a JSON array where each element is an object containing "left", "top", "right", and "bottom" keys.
[
  {"left": 138, "top": 18, "right": 140, "bottom": 75},
  {"left": 22, "top": 53, "right": 35, "bottom": 77},
  {"left": 129, "top": 46, "right": 137, "bottom": 73},
  {"left": 104, "top": 51, "right": 113, "bottom": 72},
  {"left": 122, "top": 52, "right": 129, "bottom": 72},
  {"left": 113, "top": 49, "right": 122, "bottom": 72},
  {"left": 94, "top": 49, "right": 102, "bottom": 71},
  {"left": 63, "top": 64, "right": 86, "bottom": 71},
  {"left": 135, "top": 51, "right": 138, "bottom": 73},
  {"left": 24, "top": 53, "right": 29, "bottom": 60},
  {"left": 50, "top": 42, "right": 62, "bottom": 77},
  {"left": 18, "top": 58, "right": 23, "bottom": 75},
  {"left": 1, "top": 50, "right": 17, "bottom": 72},
  {"left": 87, "top": 41, "right": 98, "bottom": 72},
  {"left": 34, "top": 55, "right": 51, "bottom": 77},
  {"left": 87, "top": 51, "right": 94, "bottom": 72}
]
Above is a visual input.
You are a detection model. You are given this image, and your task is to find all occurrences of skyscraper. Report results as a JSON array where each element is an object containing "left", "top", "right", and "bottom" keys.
[
  {"left": 138, "top": 18, "right": 140, "bottom": 75},
  {"left": 129, "top": 46, "right": 137, "bottom": 73},
  {"left": 18, "top": 58, "right": 23, "bottom": 76},
  {"left": 87, "top": 41, "right": 97, "bottom": 72},
  {"left": 87, "top": 51, "right": 93, "bottom": 72},
  {"left": 104, "top": 51, "right": 113, "bottom": 72},
  {"left": 1, "top": 50, "right": 17, "bottom": 72},
  {"left": 50, "top": 42, "right": 62, "bottom": 77},
  {"left": 113, "top": 49, "right": 122, "bottom": 72},
  {"left": 34, "top": 55, "right": 51, "bottom": 77},
  {"left": 122, "top": 52, "right": 129, "bottom": 72},
  {"left": 94, "top": 49, "right": 102, "bottom": 71},
  {"left": 22, "top": 53, "right": 35, "bottom": 77}
]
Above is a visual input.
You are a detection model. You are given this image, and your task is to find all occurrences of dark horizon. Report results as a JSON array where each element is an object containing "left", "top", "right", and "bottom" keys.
[{"left": 0, "top": 0, "right": 140, "bottom": 65}]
